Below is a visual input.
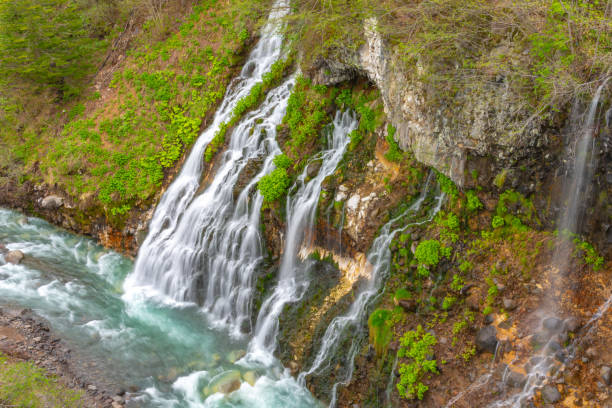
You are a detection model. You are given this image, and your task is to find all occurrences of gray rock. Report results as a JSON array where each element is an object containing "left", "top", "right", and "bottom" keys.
[
  {"left": 41, "top": 195, "right": 64, "bottom": 210},
  {"left": 601, "top": 366, "right": 611, "bottom": 386},
  {"left": 506, "top": 370, "right": 527, "bottom": 388},
  {"left": 306, "top": 161, "right": 322, "bottom": 178},
  {"left": 476, "top": 325, "right": 498, "bottom": 354},
  {"left": 564, "top": 316, "right": 580, "bottom": 332},
  {"left": 5, "top": 250, "right": 24, "bottom": 264},
  {"left": 542, "top": 317, "right": 563, "bottom": 332},
  {"left": 541, "top": 385, "right": 561, "bottom": 403},
  {"left": 503, "top": 298, "right": 517, "bottom": 310}
]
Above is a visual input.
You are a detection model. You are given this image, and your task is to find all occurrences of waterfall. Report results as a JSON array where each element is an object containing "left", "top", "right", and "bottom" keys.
[
  {"left": 299, "top": 174, "right": 444, "bottom": 408},
  {"left": 248, "top": 111, "right": 358, "bottom": 361},
  {"left": 488, "top": 78, "right": 609, "bottom": 408},
  {"left": 125, "top": 0, "right": 290, "bottom": 337},
  {"left": 554, "top": 77, "right": 609, "bottom": 274}
]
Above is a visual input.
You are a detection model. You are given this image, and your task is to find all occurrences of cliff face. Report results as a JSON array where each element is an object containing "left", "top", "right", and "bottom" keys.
[{"left": 308, "top": 18, "right": 611, "bottom": 255}]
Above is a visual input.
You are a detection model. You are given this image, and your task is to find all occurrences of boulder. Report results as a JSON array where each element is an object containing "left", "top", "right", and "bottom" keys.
[
  {"left": 398, "top": 299, "right": 417, "bottom": 313},
  {"left": 226, "top": 350, "right": 246, "bottom": 364},
  {"left": 542, "top": 317, "right": 563, "bottom": 332},
  {"left": 242, "top": 371, "right": 257, "bottom": 387},
  {"left": 505, "top": 370, "right": 527, "bottom": 388},
  {"left": 41, "top": 195, "right": 64, "bottom": 210},
  {"left": 502, "top": 298, "right": 517, "bottom": 311},
  {"left": 476, "top": 325, "right": 498, "bottom": 354},
  {"left": 466, "top": 287, "right": 482, "bottom": 311},
  {"left": 564, "top": 316, "right": 581, "bottom": 332},
  {"left": 541, "top": 385, "right": 561, "bottom": 403},
  {"left": 204, "top": 370, "right": 242, "bottom": 396},
  {"left": 306, "top": 160, "right": 322, "bottom": 178},
  {"left": 5, "top": 250, "right": 24, "bottom": 264}
]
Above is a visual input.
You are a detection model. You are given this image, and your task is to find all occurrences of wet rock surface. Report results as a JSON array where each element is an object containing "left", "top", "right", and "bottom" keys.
[
  {"left": 476, "top": 325, "right": 498, "bottom": 354},
  {"left": 4, "top": 249, "right": 24, "bottom": 264},
  {"left": 0, "top": 306, "right": 121, "bottom": 407}
]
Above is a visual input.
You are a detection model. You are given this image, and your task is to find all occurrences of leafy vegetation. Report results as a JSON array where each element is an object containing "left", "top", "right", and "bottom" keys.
[
  {"left": 368, "top": 308, "right": 402, "bottom": 356},
  {"left": 0, "top": 352, "right": 84, "bottom": 407},
  {"left": 258, "top": 167, "right": 290, "bottom": 203},
  {"left": 1, "top": 0, "right": 270, "bottom": 222},
  {"left": 396, "top": 325, "right": 438, "bottom": 400},
  {"left": 414, "top": 239, "right": 450, "bottom": 277}
]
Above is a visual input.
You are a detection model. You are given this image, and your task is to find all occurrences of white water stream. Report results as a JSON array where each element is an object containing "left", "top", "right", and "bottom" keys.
[
  {"left": 299, "top": 174, "right": 445, "bottom": 407},
  {"left": 247, "top": 111, "right": 358, "bottom": 364},
  {"left": 127, "top": 0, "right": 290, "bottom": 337}
]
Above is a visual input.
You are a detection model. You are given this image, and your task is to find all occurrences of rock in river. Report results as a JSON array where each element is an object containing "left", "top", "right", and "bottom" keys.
[{"left": 5, "top": 250, "right": 24, "bottom": 264}]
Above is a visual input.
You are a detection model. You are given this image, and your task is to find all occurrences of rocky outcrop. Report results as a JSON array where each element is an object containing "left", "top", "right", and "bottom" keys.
[{"left": 40, "top": 195, "right": 64, "bottom": 210}]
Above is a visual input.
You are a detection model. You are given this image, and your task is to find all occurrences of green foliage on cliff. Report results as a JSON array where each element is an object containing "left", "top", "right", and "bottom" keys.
[
  {"left": 258, "top": 167, "right": 290, "bottom": 203},
  {"left": 1, "top": 0, "right": 270, "bottom": 221},
  {"left": 283, "top": 76, "right": 332, "bottom": 163},
  {"left": 396, "top": 325, "right": 438, "bottom": 400},
  {"left": 0, "top": 352, "right": 84, "bottom": 407},
  {"left": 256, "top": 153, "right": 293, "bottom": 203},
  {"left": 368, "top": 308, "right": 402, "bottom": 356},
  {"left": 414, "top": 239, "right": 450, "bottom": 277}
]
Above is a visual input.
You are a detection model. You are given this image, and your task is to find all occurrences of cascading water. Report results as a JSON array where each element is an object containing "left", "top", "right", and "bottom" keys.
[
  {"left": 488, "top": 78, "right": 610, "bottom": 408},
  {"left": 125, "top": 0, "right": 290, "bottom": 337},
  {"left": 298, "top": 174, "right": 445, "bottom": 407},
  {"left": 0, "top": 208, "right": 321, "bottom": 407},
  {"left": 248, "top": 110, "right": 358, "bottom": 361}
]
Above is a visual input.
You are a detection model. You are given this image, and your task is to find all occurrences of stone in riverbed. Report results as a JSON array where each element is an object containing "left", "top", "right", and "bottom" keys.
[
  {"left": 203, "top": 370, "right": 242, "bottom": 397},
  {"left": 226, "top": 350, "right": 246, "bottom": 364},
  {"left": 5, "top": 250, "right": 24, "bottom": 264},
  {"left": 41, "top": 195, "right": 64, "bottom": 209},
  {"left": 242, "top": 371, "right": 257, "bottom": 386}
]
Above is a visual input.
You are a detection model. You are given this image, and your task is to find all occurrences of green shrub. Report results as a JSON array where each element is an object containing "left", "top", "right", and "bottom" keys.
[
  {"left": 397, "top": 325, "right": 438, "bottom": 400},
  {"left": 414, "top": 239, "right": 449, "bottom": 276},
  {"left": 442, "top": 295, "right": 457, "bottom": 310},
  {"left": 466, "top": 190, "right": 483, "bottom": 212},
  {"left": 273, "top": 153, "right": 292, "bottom": 169},
  {"left": 258, "top": 168, "right": 290, "bottom": 203},
  {"left": 368, "top": 309, "right": 396, "bottom": 356},
  {"left": 437, "top": 172, "right": 458, "bottom": 199},
  {"left": 384, "top": 124, "right": 403, "bottom": 162},
  {"left": 491, "top": 215, "right": 505, "bottom": 229},
  {"left": 394, "top": 288, "right": 412, "bottom": 302}
]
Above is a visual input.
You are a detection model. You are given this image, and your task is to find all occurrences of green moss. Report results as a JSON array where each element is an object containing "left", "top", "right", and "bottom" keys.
[{"left": 368, "top": 307, "right": 403, "bottom": 356}]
